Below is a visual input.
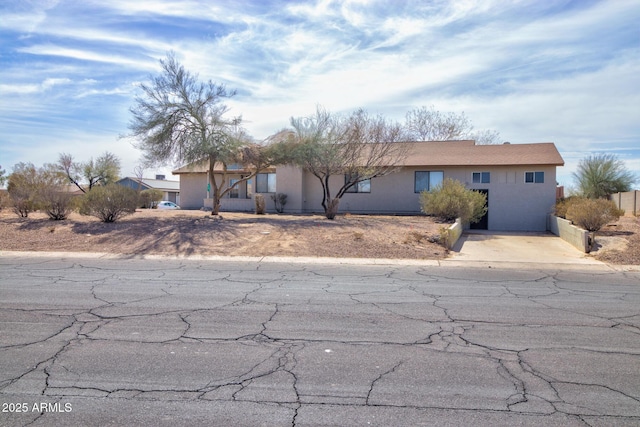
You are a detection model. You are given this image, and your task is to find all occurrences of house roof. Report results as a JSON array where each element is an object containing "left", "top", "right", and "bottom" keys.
[
  {"left": 172, "top": 161, "right": 276, "bottom": 175},
  {"left": 400, "top": 140, "right": 564, "bottom": 167},
  {"left": 120, "top": 177, "right": 180, "bottom": 191},
  {"left": 172, "top": 141, "right": 564, "bottom": 173}
]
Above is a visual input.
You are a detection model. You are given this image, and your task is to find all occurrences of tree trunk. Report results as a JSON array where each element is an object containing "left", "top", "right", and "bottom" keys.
[
  {"left": 211, "top": 197, "right": 220, "bottom": 215},
  {"left": 325, "top": 197, "right": 340, "bottom": 220}
]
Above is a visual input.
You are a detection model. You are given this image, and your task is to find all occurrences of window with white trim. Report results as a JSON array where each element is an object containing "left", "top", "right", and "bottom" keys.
[
  {"left": 415, "top": 171, "right": 444, "bottom": 193},
  {"left": 525, "top": 171, "right": 544, "bottom": 184}
]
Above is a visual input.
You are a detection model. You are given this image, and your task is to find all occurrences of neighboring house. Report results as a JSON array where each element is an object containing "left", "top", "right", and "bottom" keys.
[
  {"left": 173, "top": 140, "right": 564, "bottom": 231},
  {"left": 117, "top": 175, "right": 180, "bottom": 204}
]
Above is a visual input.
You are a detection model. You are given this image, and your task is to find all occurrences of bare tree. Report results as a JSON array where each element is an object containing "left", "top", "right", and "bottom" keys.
[
  {"left": 58, "top": 152, "right": 121, "bottom": 193},
  {"left": 404, "top": 105, "right": 501, "bottom": 144},
  {"left": 128, "top": 53, "right": 270, "bottom": 215},
  {"left": 278, "top": 107, "right": 410, "bottom": 219},
  {"left": 133, "top": 164, "right": 145, "bottom": 193}
]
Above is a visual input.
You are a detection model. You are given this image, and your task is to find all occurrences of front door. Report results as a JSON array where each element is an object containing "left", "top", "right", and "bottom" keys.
[{"left": 470, "top": 189, "right": 489, "bottom": 230}]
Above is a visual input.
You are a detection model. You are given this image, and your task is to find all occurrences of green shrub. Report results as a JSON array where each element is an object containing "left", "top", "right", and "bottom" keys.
[
  {"left": 81, "top": 184, "right": 138, "bottom": 223},
  {"left": 139, "top": 188, "right": 164, "bottom": 208},
  {"left": 419, "top": 178, "right": 487, "bottom": 224},
  {"left": 565, "top": 197, "right": 624, "bottom": 232}
]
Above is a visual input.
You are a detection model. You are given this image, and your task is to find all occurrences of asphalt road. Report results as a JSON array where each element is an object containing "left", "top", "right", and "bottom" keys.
[{"left": 1, "top": 255, "right": 639, "bottom": 426}]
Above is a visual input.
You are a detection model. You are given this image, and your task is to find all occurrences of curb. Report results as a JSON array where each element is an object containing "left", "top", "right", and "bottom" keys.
[{"left": 1, "top": 250, "right": 637, "bottom": 271}]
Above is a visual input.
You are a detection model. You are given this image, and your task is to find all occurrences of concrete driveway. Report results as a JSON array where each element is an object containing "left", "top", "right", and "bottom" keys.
[{"left": 446, "top": 231, "right": 606, "bottom": 268}]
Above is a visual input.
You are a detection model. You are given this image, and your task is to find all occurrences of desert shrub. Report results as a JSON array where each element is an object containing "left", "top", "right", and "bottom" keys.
[
  {"left": 139, "top": 188, "right": 163, "bottom": 208},
  {"left": 38, "top": 166, "right": 77, "bottom": 220},
  {"left": 254, "top": 194, "right": 266, "bottom": 214},
  {"left": 565, "top": 197, "right": 624, "bottom": 232},
  {"left": 554, "top": 197, "right": 574, "bottom": 219},
  {"left": 0, "top": 191, "right": 9, "bottom": 211},
  {"left": 420, "top": 178, "right": 487, "bottom": 224},
  {"left": 7, "top": 162, "right": 41, "bottom": 217},
  {"left": 40, "top": 187, "right": 77, "bottom": 220},
  {"left": 81, "top": 184, "right": 138, "bottom": 223},
  {"left": 7, "top": 162, "right": 77, "bottom": 219},
  {"left": 271, "top": 192, "right": 288, "bottom": 213}
]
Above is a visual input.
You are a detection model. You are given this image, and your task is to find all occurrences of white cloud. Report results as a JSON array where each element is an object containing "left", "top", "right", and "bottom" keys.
[
  {"left": 18, "top": 45, "right": 157, "bottom": 69},
  {"left": 1, "top": 0, "right": 638, "bottom": 186}
]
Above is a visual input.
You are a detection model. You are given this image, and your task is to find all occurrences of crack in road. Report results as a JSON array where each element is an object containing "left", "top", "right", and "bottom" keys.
[{"left": 1, "top": 258, "right": 639, "bottom": 426}]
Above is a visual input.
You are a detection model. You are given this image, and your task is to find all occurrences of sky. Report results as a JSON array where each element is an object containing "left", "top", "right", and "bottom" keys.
[{"left": 1, "top": 0, "right": 638, "bottom": 188}]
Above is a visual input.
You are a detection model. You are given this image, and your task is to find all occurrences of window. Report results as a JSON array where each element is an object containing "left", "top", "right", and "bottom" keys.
[
  {"left": 472, "top": 172, "right": 490, "bottom": 184},
  {"left": 525, "top": 171, "right": 544, "bottom": 184},
  {"left": 228, "top": 179, "right": 239, "bottom": 198},
  {"left": 415, "top": 171, "right": 444, "bottom": 193},
  {"left": 345, "top": 174, "right": 371, "bottom": 193},
  {"left": 256, "top": 173, "right": 276, "bottom": 193}
]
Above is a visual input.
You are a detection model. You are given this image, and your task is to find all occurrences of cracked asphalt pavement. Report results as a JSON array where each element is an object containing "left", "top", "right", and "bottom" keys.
[{"left": 1, "top": 255, "right": 639, "bottom": 426}]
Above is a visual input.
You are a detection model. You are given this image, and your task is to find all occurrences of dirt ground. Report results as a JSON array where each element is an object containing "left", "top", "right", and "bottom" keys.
[
  {"left": 592, "top": 216, "right": 640, "bottom": 265},
  {"left": 0, "top": 210, "right": 637, "bottom": 264},
  {"left": 0, "top": 210, "right": 451, "bottom": 260}
]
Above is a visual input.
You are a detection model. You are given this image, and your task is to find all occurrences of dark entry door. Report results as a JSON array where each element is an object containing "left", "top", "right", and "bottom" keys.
[{"left": 470, "top": 189, "right": 489, "bottom": 230}]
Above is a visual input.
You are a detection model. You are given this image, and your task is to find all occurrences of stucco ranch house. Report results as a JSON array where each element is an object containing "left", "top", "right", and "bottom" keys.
[
  {"left": 117, "top": 175, "right": 180, "bottom": 205},
  {"left": 173, "top": 140, "right": 564, "bottom": 232}
]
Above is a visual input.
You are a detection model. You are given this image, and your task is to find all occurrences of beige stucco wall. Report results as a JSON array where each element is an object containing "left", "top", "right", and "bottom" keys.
[
  {"left": 179, "top": 165, "right": 559, "bottom": 231},
  {"left": 180, "top": 172, "right": 278, "bottom": 212},
  {"left": 275, "top": 165, "right": 305, "bottom": 213},
  {"left": 180, "top": 174, "right": 208, "bottom": 210},
  {"left": 611, "top": 191, "right": 639, "bottom": 216},
  {"left": 297, "top": 165, "right": 557, "bottom": 231},
  {"left": 447, "top": 166, "right": 558, "bottom": 231}
]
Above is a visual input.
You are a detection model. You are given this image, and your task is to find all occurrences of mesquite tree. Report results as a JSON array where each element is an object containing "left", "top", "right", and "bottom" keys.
[
  {"left": 58, "top": 151, "right": 121, "bottom": 193},
  {"left": 128, "top": 53, "right": 268, "bottom": 215},
  {"left": 404, "top": 105, "right": 501, "bottom": 144},
  {"left": 277, "top": 107, "right": 409, "bottom": 219}
]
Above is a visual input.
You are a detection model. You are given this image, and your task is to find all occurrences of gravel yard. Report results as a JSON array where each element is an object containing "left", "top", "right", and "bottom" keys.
[
  {"left": 1, "top": 209, "right": 637, "bottom": 265},
  {"left": 0, "top": 210, "right": 450, "bottom": 260}
]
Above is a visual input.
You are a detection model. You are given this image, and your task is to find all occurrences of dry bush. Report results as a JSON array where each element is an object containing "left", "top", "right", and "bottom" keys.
[
  {"left": 40, "top": 188, "right": 77, "bottom": 220},
  {"left": 403, "top": 230, "right": 425, "bottom": 244},
  {"left": 7, "top": 162, "right": 40, "bottom": 217},
  {"left": 139, "top": 189, "right": 163, "bottom": 208},
  {"left": 254, "top": 194, "right": 266, "bottom": 214},
  {"left": 0, "top": 191, "right": 9, "bottom": 211},
  {"left": 81, "top": 184, "right": 138, "bottom": 223},
  {"left": 554, "top": 197, "right": 574, "bottom": 219},
  {"left": 271, "top": 192, "right": 288, "bottom": 213},
  {"left": 565, "top": 198, "right": 624, "bottom": 232}
]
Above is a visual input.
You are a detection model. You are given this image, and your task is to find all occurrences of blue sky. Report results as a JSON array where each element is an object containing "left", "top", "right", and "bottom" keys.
[{"left": 1, "top": 0, "right": 638, "bottom": 188}]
